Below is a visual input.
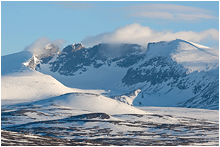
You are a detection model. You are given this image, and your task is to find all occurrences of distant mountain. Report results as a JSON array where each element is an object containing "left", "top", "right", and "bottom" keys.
[
  {"left": 1, "top": 51, "right": 146, "bottom": 112},
  {"left": 8, "top": 39, "right": 219, "bottom": 110},
  {"left": 1, "top": 51, "right": 32, "bottom": 76}
]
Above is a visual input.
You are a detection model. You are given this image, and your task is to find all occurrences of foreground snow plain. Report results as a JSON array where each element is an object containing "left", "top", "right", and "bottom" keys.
[
  {"left": 2, "top": 97, "right": 219, "bottom": 146},
  {"left": 2, "top": 72, "right": 219, "bottom": 145},
  {"left": 1, "top": 43, "right": 219, "bottom": 145}
]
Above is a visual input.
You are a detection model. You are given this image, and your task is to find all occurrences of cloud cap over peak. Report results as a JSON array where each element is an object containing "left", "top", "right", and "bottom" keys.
[
  {"left": 81, "top": 23, "right": 219, "bottom": 49},
  {"left": 24, "top": 37, "right": 66, "bottom": 55}
]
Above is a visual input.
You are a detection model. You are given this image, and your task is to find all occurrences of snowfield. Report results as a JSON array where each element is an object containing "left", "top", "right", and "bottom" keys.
[
  {"left": 54, "top": 93, "right": 147, "bottom": 115},
  {"left": 2, "top": 98, "right": 219, "bottom": 146},
  {"left": 1, "top": 71, "right": 105, "bottom": 105},
  {"left": 1, "top": 71, "right": 74, "bottom": 103}
]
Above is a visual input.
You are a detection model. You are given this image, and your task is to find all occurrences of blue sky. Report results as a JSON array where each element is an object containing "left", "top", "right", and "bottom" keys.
[{"left": 1, "top": 1, "right": 219, "bottom": 55}]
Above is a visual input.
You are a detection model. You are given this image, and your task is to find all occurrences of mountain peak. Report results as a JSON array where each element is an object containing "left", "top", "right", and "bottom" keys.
[
  {"left": 171, "top": 39, "right": 211, "bottom": 49},
  {"left": 63, "top": 43, "right": 85, "bottom": 53},
  {"left": 145, "top": 39, "right": 218, "bottom": 74},
  {"left": 72, "top": 43, "right": 85, "bottom": 51}
]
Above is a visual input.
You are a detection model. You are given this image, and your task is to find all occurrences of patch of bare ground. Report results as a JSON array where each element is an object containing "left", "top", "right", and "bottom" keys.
[{"left": 1, "top": 130, "right": 105, "bottom": 146}]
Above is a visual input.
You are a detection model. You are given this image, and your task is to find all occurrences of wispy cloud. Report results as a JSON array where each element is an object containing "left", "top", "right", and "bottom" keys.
[
  {"left": 24, "top": 37, "right": 66, "bottom": 55},
  {"left": 128, "top": 11, "right": 174, "bottom": 20},
  {"left": 122, "top": 4, "right": 210, "bottom": 13},
  {"left": 121, "top": 4, "right": 218, "bottom": 21},
  {"left": 81, "top": 23, "right": 219, "bottom": 48},
  {"left": 176, "top": 13, "right": 217, "bottom": 21}
]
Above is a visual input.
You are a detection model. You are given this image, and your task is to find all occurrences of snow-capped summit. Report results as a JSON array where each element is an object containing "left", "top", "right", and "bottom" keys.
[
  {"left": 23, "top": 43, "right": 60, "bottom": 70},
  {"left": 146, "top": 39, "right": 219, "bottom": 74}
]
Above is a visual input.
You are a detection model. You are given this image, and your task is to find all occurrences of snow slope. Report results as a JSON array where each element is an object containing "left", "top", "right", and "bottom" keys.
[
  {"left": 171, "top": 39, "right": 219, "bottom": 74},
  {"left": 37, "top": 61, "right": 129, "bottom": 90},
  {"left": 1, "top": 51, "right": 33, "bottom": 76},
  {"left": 1, "top": 51, "right": 71, "bottom": 103},
  {"left": 1, "top": 71, "right": 75, "bottom": 103},
  {"left": 51, "top": 93, "right": 146, "bottom": 115}
]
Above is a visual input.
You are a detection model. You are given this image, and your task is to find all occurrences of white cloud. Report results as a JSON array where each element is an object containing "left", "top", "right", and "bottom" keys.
[
  {"left": 24, "top": 37, "right": 66, "bottom": 55},
  {"left": 81, "top": 23, "right": 219, "bottom": 48},
  {"left": 121, "top": 4, "right": 218, "bottom": 21}
]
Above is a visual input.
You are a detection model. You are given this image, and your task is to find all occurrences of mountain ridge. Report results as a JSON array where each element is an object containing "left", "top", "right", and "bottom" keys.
[{"left": 2, "top": 39, "right": 219, "bottom": 109}]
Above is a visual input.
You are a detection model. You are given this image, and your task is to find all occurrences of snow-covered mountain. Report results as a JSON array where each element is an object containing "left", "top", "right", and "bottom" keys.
[
  {"left": 23, "top": 39, "right": 219, "bottom": 110},
  {"left": 1, "top": 39, "right": 219, "bottom": 145}
]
